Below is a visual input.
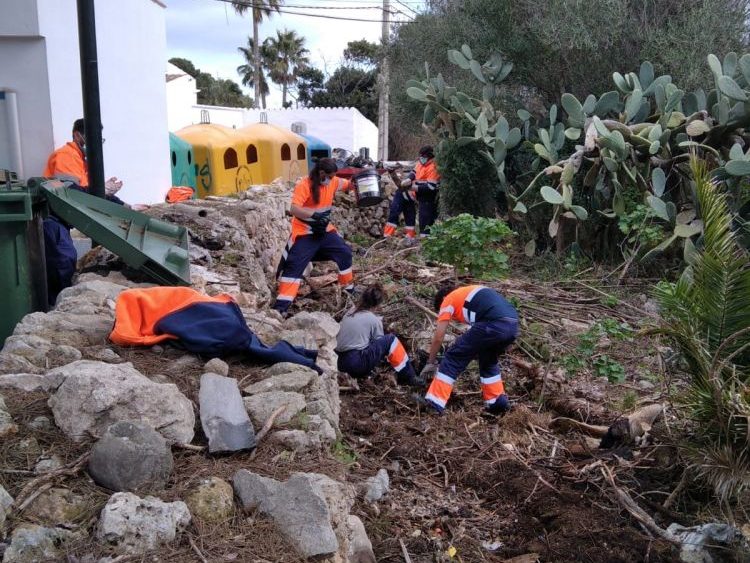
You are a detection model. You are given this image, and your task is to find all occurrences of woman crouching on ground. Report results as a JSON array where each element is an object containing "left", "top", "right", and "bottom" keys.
[{"left": 335, "top": 284, "right": 424, "bottom": 387}]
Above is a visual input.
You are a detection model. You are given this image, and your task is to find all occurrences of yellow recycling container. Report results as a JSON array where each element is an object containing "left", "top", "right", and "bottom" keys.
[
  {"left": 238, "top": 122, "right": 309, "bottom": 185},
  {"left": 174, "top": 124, "right": 252, "bottom": 198}
]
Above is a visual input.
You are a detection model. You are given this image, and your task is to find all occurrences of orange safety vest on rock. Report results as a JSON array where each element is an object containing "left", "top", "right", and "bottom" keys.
[
  {"left": 290, "top": 176, "right": 352, "bottom": 240},
  {"left": 166, "top": 186, "right": 195, "bottom": 203},
  {"left": 43, "top": 142, "right": 89, "bottom": 187}
]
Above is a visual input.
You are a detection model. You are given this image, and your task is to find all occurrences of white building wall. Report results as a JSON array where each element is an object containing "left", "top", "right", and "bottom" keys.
[
  {"left": 0, "top": 0, "right": 171, "bottom": 204},
  {"left": 166, "top": 74, "right": 198, "bottom": 132}
]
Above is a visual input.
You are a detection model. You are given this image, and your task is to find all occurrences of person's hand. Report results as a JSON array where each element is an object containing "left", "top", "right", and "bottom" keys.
[
  {"left": 420, "top": 362, "right": 438, "bottom": 379},
  {"left": 310, "top": 210, "right": 331, "bottom": 235},
  {"left": 105, "top": 177, "right": 123, "bottom": 196},
  {"left": 399, "top": 178, "right": 413, "bottom": 191}
]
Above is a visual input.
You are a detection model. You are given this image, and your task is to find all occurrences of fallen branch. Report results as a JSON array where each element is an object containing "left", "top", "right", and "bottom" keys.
[
  {"left": 249, "top": 406, "right": 288, "bottom": 460},
  {"left": 399, "top": 538, "right": 413, "bottom": 563},
  {"left": 318, "top": 246, "right": 420, "bottom": 290},
  {"left": 12, "top": 452, "right": 90, "bottom": 511},
  {"left": 188, "top": 535, "right": 209, "bottom": 563},
  {"left": 404, "top": 296, "right": 437, "bottom": 319},
  {"left": 600, "top": 465, "right": 679, "bottom": 544},
  {"left": 175, "top": 443, "right": 206, "bottom": 452}
]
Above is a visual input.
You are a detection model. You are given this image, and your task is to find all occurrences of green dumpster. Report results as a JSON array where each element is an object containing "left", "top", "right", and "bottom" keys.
[{"left": 0, "top": 173, "right": 48, "bottom": 345}]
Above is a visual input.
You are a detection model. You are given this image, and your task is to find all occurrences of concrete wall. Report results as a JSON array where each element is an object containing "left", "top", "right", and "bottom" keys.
[
  {"left": 0, "top": 0, "right": 171, "bottom": 204},
  {"left": 166, "top": 73, "right": 198, "bottom": 132}
]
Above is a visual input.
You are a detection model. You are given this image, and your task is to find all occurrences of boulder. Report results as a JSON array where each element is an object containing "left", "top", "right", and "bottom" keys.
[
  {"left": 199, "top": 373, "right": 256, "bottom": 453},
  {"left": 284, "top": 311, "right": 339, "bottom": 344},
  {"left": 243, "top": 391, "right": 306, "bottom": 429},
  {"left": 0, "top": 335, "right": 82, "bottom": 371},
  {"left": 184, "top": 477, "right": 234, "bottom": 523},
  {"left": 347, "top": 515, "right": 377, "bottom": 563},
  {"left": 24, "top": 488, "right": 87, "bottom": 527},
  {"left": 0, "top": 373, "right": 63, "bottom": 393},
  {"left": 0, "top": 394, "right": 17, "bottom": 438},
  {"left": 96, "top": 492, "right": 191, "bottom": 554},
  {"left": 243, "top": 368, "right": 315, "bottom": 394},
  {"left": 11, "top": 311, "right": 113, "bottom": 349},
  {"left": 233, "top": 471, "right": 339, "bottom": 558},
  {"left": 55, "top": 280, "right": 129, "bottom": 305},
  {"left": 203, "top": 358, "right": 229, "bottom": 377},
  {"left": 0, "top": 485, "right": 13, "bottom": 528},
  {"left": 2, "top": 524, "right": 79, "bottom": 563},
  {"left": 0, "top": 354, "right": 40, "bottom": 376},
  {"left": 88, "top": 421, "right": 173, "bottom": 492},
  {"left": 48, "top": 361, "right": 194, "bottom": 444}
]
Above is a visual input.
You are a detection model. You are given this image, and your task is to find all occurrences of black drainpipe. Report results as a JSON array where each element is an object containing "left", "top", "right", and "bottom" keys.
[{"left": 76, "top": 0, "right": 105, "bottom": 198}]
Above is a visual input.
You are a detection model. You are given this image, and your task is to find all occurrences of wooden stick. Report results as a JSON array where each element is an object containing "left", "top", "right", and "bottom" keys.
[
  {"left": 188, "top": 536, "right": 209, "bottom": 563},
  {"left": 16, "top": 482, "right": 53, "bottom": 513},
  {"left": 399, "top": 538, "right": 413, "bottom": 563},
  {"left": 256, "top": 405, "right": 286, "bottom": 444},
  {"left": 404, "top": 296, "right": 437, "bottom": 319},
  {"left": 600, "top": 465, "right": 679, "bottom": 544},
  {"left": 12, "top": 452, "right": 89, "bottom": 510},
  {"left": 573, "top": 280, "right": 654, "bottom": 317},
  {"left": 175, "top": 442, "right": 206, "bottom": 452}
]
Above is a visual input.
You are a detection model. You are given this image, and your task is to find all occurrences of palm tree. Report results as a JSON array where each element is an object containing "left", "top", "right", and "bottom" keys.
[
  {"left": 265, "top": 29, "right": 310, "bottom": 108},
  {"left": 231, "top": 0, "right": 283, "bottom": 108},
  {"left": 237, "top": 37, "right": 272, "bottom": 108}
]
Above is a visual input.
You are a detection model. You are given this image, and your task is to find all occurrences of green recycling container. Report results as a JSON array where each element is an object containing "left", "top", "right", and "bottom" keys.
[{"left": 0, "top": 176, "right": 48, "bottom": 346}]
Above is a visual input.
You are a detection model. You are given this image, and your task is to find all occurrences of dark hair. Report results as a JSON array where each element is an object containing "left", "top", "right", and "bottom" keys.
[
  {"left": 356, "top": 283, "right": 386, "bottom": 312},
  {"left": 73, "top": 119, "right": 85, "bottom": 135},
  {"left": 309, "top": 157, "right": 338, "bottom": 204},
  {"left": 434, "top": 284, "right": 457, "bottom": 312},
  {"left": 419, "top": 145, "right": 434, "bottom": 159}
]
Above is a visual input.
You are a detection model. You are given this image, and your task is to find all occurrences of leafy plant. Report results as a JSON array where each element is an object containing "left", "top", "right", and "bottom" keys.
[
  {"left": 422, "top": 214, "right": 514, "bottom": 278},
  {"left": 593, "top": 355, "right": 627, "bottom": 383},
  {"left": 331, "top": 439, "right": 357, "bottom": 465},
  {"left": 654, "top": 158, "right": 750, "bottom": 504}
]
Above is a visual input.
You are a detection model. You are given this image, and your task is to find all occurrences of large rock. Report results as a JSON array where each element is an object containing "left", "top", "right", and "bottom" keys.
[
  {"left": 0, "top": 373, "right": 63, "bottom": 393},
  {"left": 2, "top": 524, "right": 79, "bottom": 563},
  {"left": 185, "top": 477, "right": 234, "bottom": 523},
  {"left": 233, "top": 470, "right": 374, "bottom": 562},
  {"left": 96, "top": 492, "right": 191, "bottom": 554},
  {"left": 88, "top": 421, "right": 174, "bottom": 492},
  {"left": 11, "top": 311, "right": 113, "bottom": 349},
  {"left": 24, "top": 488, "right": 87, "bottom": 527},
  {"left": 48, "top": 361, "right": 195, "bottom": 444},
  {"left": 55, "top": 279, "right": 129, "bottom": 305},
  {"left": 0, "top": 484, "right": 13, "bottom": 528},
  {"left": 243, "top": 391, "right": 306, "bottom": 429},
  {"left": 0, "top": 394, "right": 17, "bottom": 438},
  {"left": 199, "top": 373, "right": 256, "bottom": 453},
  {"left": 363, "top": 469, "right": 390, "bottom": 503},
  {"left": 284, "top": 312, "right": 339, "bottom": 344},
  {"left": 0, "top": 335, "right": 82, "bottom": 371},
  {"left": 233, "top": 471, "right": 339, "bottom": 558},
  {"left": 243, "top": 366, "right": 315, "bottom": 394}
]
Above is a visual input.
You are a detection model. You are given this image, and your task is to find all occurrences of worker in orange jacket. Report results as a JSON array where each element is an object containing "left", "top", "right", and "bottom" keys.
[
  {"left": 273, "top": 158, "right": 356, "bottom": 314},
  {"left": 419, "top": 285, "right": 518, "bottom": 414},
  {"left": 383, "top": 146, "right": 441, "bottom": 238},
  {"left": 43, "top": 119, "right": 125, "bottom": 203}
]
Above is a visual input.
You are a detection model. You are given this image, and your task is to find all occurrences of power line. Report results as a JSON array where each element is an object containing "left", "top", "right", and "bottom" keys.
[
  {"left": 394, "top": 0, "right": 420, "bottom": 16},
  {"left": 213, "top": 0, "right": 414, "bottom": 22}
]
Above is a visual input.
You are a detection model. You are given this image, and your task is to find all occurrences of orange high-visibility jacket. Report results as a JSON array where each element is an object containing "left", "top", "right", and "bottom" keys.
[
  {"left": 437, "top": 285, "right": 517, "bottom": 325},
  {"left": 290, "top": 176, "right": 352, "bottom": 240},
  {"left": 43, "top": 142, "right": 89, "bottom": 187},
  {"left": 166, "top": 186, "right": 195, "bottom": 203}
]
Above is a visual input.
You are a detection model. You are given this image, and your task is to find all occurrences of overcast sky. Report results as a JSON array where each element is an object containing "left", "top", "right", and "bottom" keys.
[{"left": 165, "top": 0, "right": 425, "bottom": 107}]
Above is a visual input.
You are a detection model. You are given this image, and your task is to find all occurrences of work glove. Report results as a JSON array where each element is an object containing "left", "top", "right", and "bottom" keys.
[
  {"left": 399, "top": 178, "right": 413, "bottom": 190},
  {"left": 105, "top": 177, "right": 123, "bottom": 197},
  {"left": 310, "top": 211, "right": 331, "bottom": 236},
  {"left": 419, "top": 362, "right": 438, "bottom": 380}
]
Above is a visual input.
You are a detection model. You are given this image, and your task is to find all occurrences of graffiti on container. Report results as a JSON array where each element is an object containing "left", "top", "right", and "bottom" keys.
[{"left": 236, "top": 165, "right": 253, "bottom": 192}]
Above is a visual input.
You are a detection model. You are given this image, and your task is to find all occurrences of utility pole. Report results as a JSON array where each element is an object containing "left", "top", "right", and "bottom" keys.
[
  {"left": 377, "top": 0, "right": 390, "bottom": 162},
  {"left": 76, "top": 0, "right": 105, "bottom": 198}
]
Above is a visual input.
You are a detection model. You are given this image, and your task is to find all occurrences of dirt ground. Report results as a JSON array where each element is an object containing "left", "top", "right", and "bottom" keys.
[{"left": 0, "top": 238, "right": 720, "bottom": 562}]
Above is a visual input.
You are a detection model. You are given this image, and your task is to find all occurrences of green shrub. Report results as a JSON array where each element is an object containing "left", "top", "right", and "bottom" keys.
[
  {"left": 436, "top": 140, "right": 499, "bottom": 218},
  {"left": 422, "top": 214, "right": 513, "bottom": 278}
]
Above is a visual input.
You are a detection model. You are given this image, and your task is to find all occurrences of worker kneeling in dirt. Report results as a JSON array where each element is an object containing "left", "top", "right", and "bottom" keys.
[
  {"left": 273, "top": 158, "right": 356, "bottom": 315},
  {"left": 419, "top": 285, "right": 518, "bottom": 414},
  {"left": 335, "top": 284, "right": 424, "bottom": 387}
]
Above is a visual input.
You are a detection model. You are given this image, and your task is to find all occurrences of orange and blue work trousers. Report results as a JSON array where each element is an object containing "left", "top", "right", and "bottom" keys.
[
  {"left": 384, "top": 192, "right": 416, "bottom": 238},
  {"left": 274, "top": 232, "right": 353, "bottom": 313},
  {"left": 337, "top": 334, "right": 414, "bottom": 379},
  {"left": 425, "top": 318, "right": 518, "bottom": 412}
]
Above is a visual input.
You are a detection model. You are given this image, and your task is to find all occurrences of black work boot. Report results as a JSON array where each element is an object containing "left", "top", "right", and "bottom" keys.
[{"left": 485, "top": 394, "right": 512, "bottom": 416}]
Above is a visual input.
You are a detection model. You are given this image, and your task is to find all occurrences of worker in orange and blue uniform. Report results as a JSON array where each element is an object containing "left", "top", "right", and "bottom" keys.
[
  {"left": 419, "top": 285, "right": 518, "bottom": 414},
  {"left": 43, "top": 118, "right": 125, "bottom": 204},
  {"left": 273, "top": 158, "right": 355, "bottom": 314},
  {"left": 335, "top": 284, "right": 423, "bottom": 387},
  {"left": 383, "top": 145, "right": 441, "bottom": 238}
]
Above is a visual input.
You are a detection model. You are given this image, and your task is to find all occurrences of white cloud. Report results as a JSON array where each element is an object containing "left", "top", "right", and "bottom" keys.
[{"left": 165, "top": 0, "right": 421, "bottom": 108}]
